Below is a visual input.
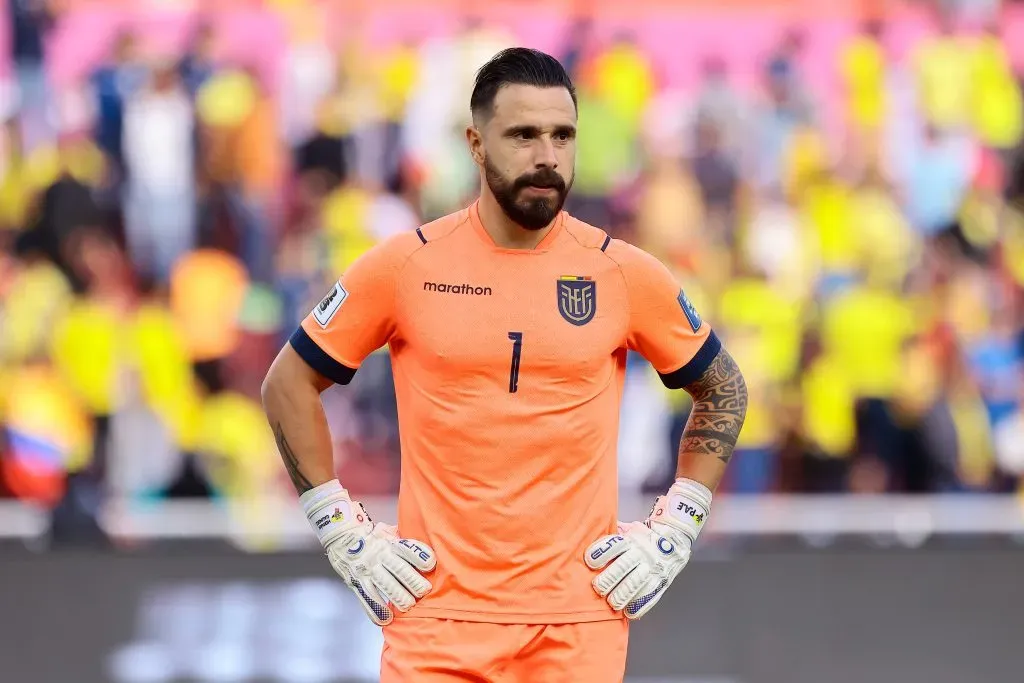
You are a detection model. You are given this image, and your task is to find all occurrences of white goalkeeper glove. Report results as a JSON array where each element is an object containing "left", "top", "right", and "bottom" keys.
[
  {"left": 585, "top": 478, "right": 712, "bottom": 620},
  {"left": 301, "top": 480, "right": 436, "bottom": 626}
]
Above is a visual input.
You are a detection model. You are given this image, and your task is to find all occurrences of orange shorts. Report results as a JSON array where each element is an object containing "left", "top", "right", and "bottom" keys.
[{"left": 381, "top": 617, "right": 629, "bottom": 683}]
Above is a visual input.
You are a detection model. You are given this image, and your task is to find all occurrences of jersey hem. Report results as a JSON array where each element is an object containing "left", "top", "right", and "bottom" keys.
[{"left": 406, "top": 606, "right": 621, "bottom": 624}]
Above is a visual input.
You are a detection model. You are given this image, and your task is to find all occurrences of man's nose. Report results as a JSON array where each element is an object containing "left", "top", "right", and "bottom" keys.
[{"left": 533, "top": 137, "right": 558, "bottom": 168}]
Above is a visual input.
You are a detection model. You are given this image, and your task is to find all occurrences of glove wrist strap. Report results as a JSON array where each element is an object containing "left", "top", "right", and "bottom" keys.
[
  {"left": 651, "top": 477, "right": 713, "bottom": 544},
  {"left": 300, "top": 479, "right": 358, "bottom": 548}
]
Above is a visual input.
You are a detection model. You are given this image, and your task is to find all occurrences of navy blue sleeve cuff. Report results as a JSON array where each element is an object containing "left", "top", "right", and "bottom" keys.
[
  {"left": 289, "top": 326, "right": 358, "bottom": 386},
  {"left": 657, "top": 331, "right": 722, "bottom": 390}
]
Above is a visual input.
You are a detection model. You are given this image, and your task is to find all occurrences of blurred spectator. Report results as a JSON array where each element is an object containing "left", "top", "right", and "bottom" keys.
[
  {"left": 169, "top": 249, "right": 249, "bottom": 364},
  {"left": 691, "top": 116, "right": 740, "bottom": 242},
  {"left": 799, "top": 338, "right": 858, "bottom": 491},
  {"left": 718, "top": 257, "right": 801, "bottom": 492},
  {"left": 179, "top": 22, "right": 218, "bottom": 99},
  {"left": 748, "top": 36, "right": 817, "bottom": 194},
  {"left": 196, "top": 67, "right": 280, "bottom": 283},
  {"left": 559, "top": 17, "right": 593, "bottom": 80},
  {"left": 9, "top": 0, "right": 55, "bottom": 151},
  {"left": 377, "top": 41, "right": 420, "bottom": 192},
  {"left": 403, "top": 16, "right": 514, "bottom": 218},
  {"left": 904, "top": 124, "right": 974, "bottom": 238},
  {"left": 122, "top": 59, "right": 197, "bottom": 285},
  {"left": 634, "top": 151, "right": 704, "bottom": 273},
  {"left": 821, "top": 268, "right": 921, "bottom": 490},
  {"left": 764, "top": 27, "right": 815, "bottom": 126},
  {"left": 90, "top": 31, "right": 145, "bottom": 178},
  {"left": 850, "top": 167, "right": 920, "bottom": 289},
  {"left": 230, "top": 69, "right": 283, "bottom": 283},
  {"left": 590, "top": 32, "right": 655, "bottom": 132},
  {"left": 841, "top": 19, "right": 888, "bottom": 134},
  {"left": 278, "top": 7, "right": 335, "bottom": 147},
  {"left": 694, "top": 56, "right": 746, "bottom": 164},
  {"left": 970, "top": 21, "right": 1023, "bottom": 154},
  {"left": 569, "top": 69, "right": 638, "bottom": 228},
  {"left": 840, "top": 17, "right": 888, "bottom": 168},
  {"left": 741, "top": 190, "right": 812, "bottom": 302},
  {"left": 912, "top": 6, "right": 974, "bottom": 133},
  {"left": 32, "top": 138, "right": 106, "bottom": 273}
]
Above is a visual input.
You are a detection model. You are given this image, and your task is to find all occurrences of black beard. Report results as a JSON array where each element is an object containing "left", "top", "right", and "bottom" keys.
[{"left": 484, "top": 158, "right": 572, "bottom": 231}]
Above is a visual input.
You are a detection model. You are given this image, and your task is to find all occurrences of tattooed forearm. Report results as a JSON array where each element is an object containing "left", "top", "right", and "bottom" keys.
[
  {"left": 681, "top": 348, "right": 748, "bottom": 464},
  {"left": 274, "top": 423, "right": 314, "bottom": 494}
]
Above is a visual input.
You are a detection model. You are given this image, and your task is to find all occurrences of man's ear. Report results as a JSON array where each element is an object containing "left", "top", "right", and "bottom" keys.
[{"left": 466, "top": 125, "right": 484, "bottom": 165}]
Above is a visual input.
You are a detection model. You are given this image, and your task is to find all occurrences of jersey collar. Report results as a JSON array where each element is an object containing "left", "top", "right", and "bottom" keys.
[{"left": 469, "top": 200, "right": 565, "bottom": 254}]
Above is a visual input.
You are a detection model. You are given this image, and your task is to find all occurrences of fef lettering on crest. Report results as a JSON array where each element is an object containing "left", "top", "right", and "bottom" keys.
[{"left": 557, "top": 276, "right": 596, "bottom": 326}]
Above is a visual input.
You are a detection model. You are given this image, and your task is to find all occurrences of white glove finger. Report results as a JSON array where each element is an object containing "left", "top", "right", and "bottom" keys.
[
  {"left": 585, "top": 533, "right": 631, "bottom": 570},
  {"left": 624, "top": 575, "right": 672, "bottom": 621},
  {"left": 381, "top": 551, "right": 433, "bottom": 598},
  {"left": 607, "top": 563, "right": 650, "bottom": 611},
  {"left": 348, "top": 573, "right": 394, "bottom": 625},
  {"left": 372, "top": 565, "right": 417, "bottom": 613},
  {"left": 326, "top": 541, "right": 394, "bottom": 625},
  {"left": 392, "top": 537, "right": 437, "bottom": 573},
  {"left": 592, "top": 548, "right": 643, "bottom": 597}
]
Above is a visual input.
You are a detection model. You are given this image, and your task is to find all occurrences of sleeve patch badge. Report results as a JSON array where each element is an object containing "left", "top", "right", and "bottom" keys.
[
  {"left": 312, "top": 282, "right": 348, "bottom": 328},
  {"left": 677, "top": 289, "right": 702, "bottom": 333}
]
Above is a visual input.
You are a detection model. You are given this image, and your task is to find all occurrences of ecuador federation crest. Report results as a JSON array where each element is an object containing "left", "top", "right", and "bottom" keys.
[{"left": 557, "top": 276, "right": 596, "bottom": 326}]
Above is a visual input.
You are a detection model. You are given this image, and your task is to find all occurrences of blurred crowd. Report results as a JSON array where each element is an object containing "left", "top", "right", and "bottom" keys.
[{"left": 2, "top": 0, "right": 1024, "bottom": 539}]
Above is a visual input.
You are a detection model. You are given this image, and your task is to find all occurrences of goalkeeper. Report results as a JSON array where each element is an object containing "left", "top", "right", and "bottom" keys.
[{"left": 261, "top": 47, "right": 747, "bottom": 683}]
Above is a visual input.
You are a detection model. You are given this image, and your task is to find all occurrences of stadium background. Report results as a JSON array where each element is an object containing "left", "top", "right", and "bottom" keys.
[{"left": 2, "top": 0, "right": 1024, "bottom": 681}]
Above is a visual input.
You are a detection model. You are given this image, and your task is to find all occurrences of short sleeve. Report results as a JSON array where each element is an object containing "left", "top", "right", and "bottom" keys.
[
  {"left": 614, "top": 242, "right": 721, "bottom": 389},
  {"left": 289, "top": 235, "right": 411, "bottom": 385}
]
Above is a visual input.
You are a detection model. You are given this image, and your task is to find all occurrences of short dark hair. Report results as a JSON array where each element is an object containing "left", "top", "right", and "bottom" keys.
[{"left": 470, "top": 47, "right": 576, "bottom": 120}]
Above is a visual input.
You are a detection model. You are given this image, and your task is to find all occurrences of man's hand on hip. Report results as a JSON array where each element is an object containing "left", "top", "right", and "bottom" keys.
[
  {"left": 302, "top": 480, "right": 436, "bottom": 625},
  {"left": 584, "top": 478, "right": 712, "bottom": 620}
]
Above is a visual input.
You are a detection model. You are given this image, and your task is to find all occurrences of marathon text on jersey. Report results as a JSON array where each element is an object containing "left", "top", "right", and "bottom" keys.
[{"left": 424, "top": 282, "right": 493, "bottom": 296}]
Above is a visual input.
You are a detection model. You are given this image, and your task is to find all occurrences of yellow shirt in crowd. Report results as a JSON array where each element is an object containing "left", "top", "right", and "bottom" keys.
[
  {"left": 50, "top": 299, "right": 122, "bottom": 416},
  {"left": 849, "top": 185, "right": 919, "bottom": 288},
  {"left": 130, "top": 303, "right": 203, "bottom": 451},
  {"left": 821, "top": 284, "right": 917, "bottom": 400},
  {"left": 971, "top": 33, "right": 1023, "bottom": 149},
  {"left": 723, "top": 330, "right": 781, "bottom": 450},
  {"left": 322, "top": 185, "right": 376, "bottom": 273},
  {"left": 841, "top": 34, "right": 887, "bottom": 129},
  {"left": 718, "top": 277, "right": 803, "bottom": 384},
  {"left": 1, "top": 261, "right": 71, "bottom": 364},
  {"left": 197, "top": 392, "right": 278, "bottom": 498},
  {"left": 801, "top": 354, "right": 857, "bottom": 457},
  {"left": 379, "top": 45, "right": 420, "bottom": 123},
  {"left": 591, "top": 43, "right": 654, "bottom": 130},
  {"left": 801, "top": 178, "right": 857, "bottom": 275},
  {"left": 170, "top": 249, "right": 250, "bottom": 363},
  {"left": 914, "top": 35, "right": 975, "bottom": 129}
]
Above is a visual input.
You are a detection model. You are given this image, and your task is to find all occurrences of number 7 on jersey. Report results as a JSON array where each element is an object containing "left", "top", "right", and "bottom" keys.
[{"left": 507, "top": 332, "right": 523, "bottom": 393}]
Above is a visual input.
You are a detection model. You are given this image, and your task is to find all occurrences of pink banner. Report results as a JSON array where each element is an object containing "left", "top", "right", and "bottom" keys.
[{"left": 4, "top": 3, "right": 1024, "bottom": 102}]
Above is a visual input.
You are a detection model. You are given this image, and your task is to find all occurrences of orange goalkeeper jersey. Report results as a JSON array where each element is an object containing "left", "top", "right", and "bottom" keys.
[{"left": 292, "top": 201, "right": 719, "bottom": 623}]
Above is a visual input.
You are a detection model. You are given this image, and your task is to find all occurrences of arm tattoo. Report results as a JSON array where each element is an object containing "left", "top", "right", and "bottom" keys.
[
  {"left": 274, "top": 423, "right": 314, "bottom": 494},
  {"left": 681, "top": 348, "right": 748, "bottom": 464}
]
